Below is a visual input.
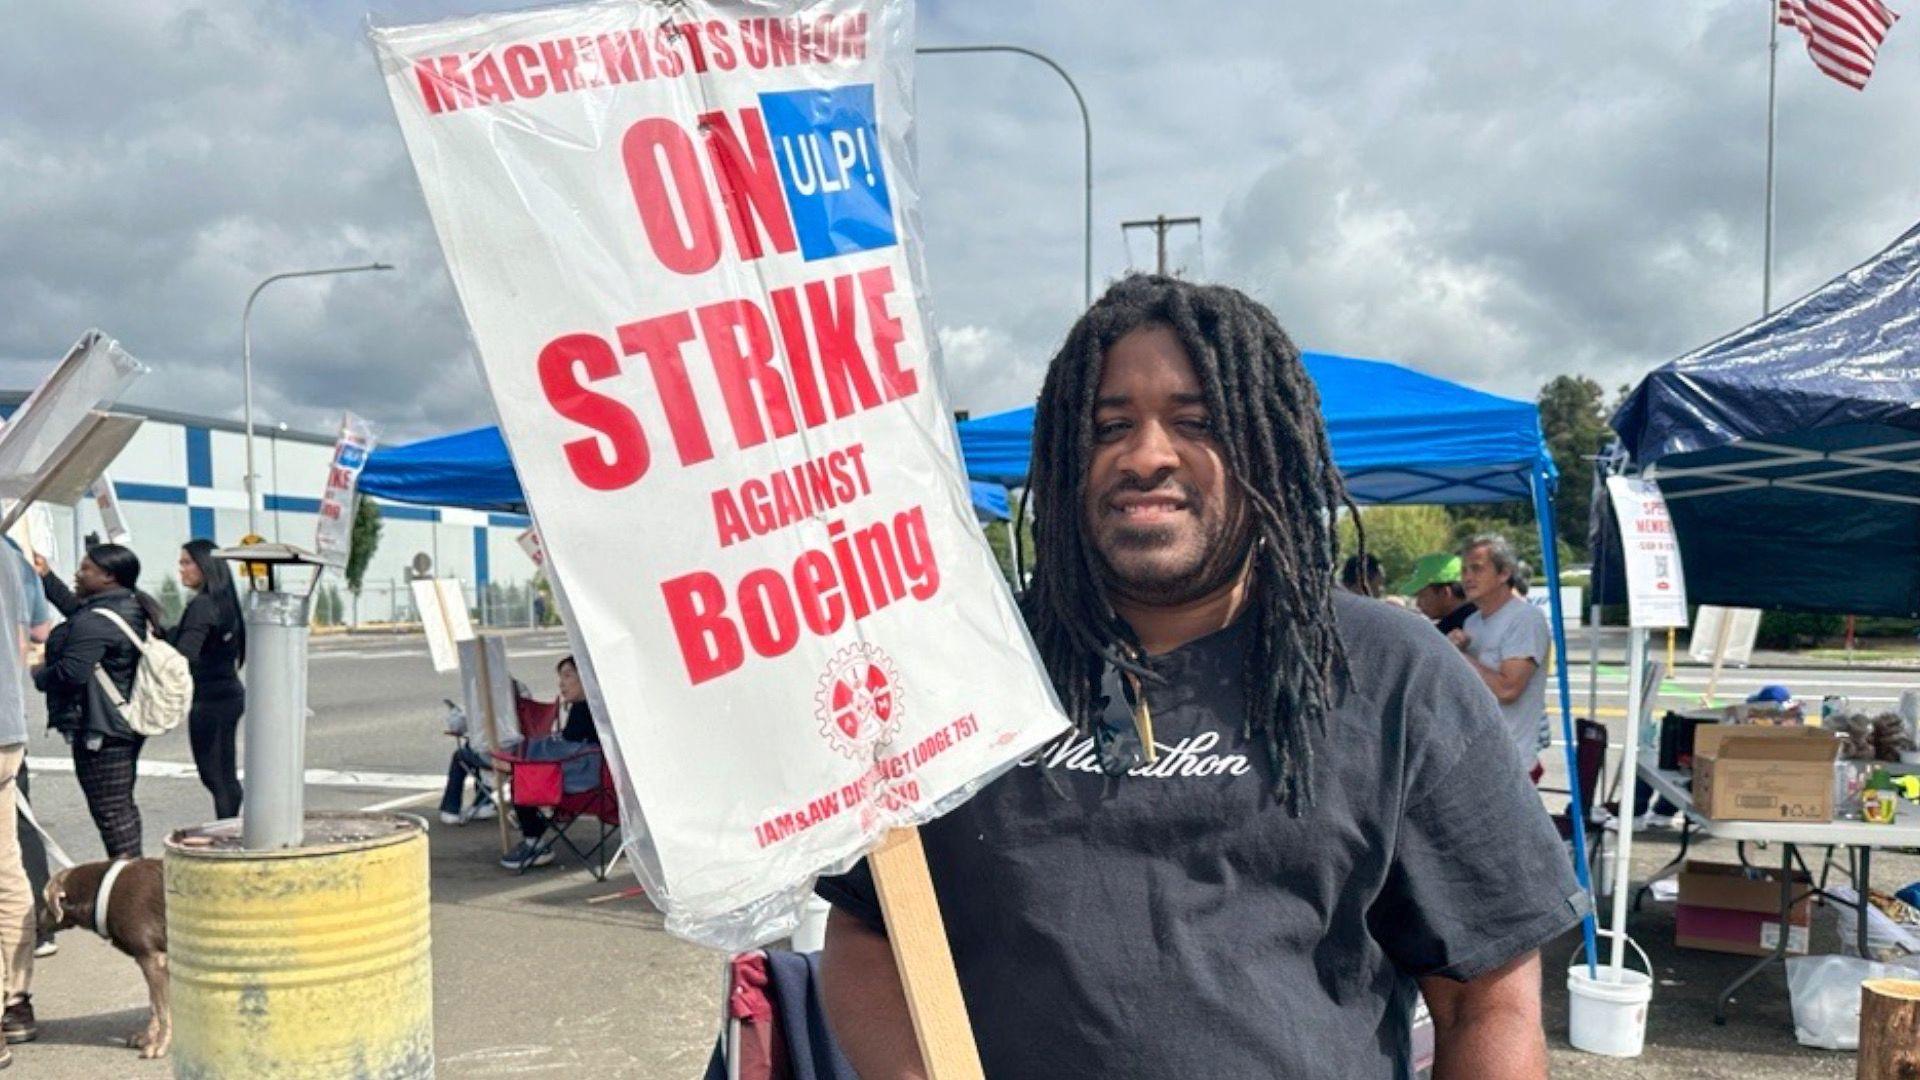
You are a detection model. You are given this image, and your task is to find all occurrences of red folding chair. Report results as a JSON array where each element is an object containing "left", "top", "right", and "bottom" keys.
[{"left": 496, "top": 752, "right": 622, "bottom": 880}]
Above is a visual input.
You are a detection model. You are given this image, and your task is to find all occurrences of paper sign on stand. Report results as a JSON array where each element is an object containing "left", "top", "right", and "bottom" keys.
[
  {"left": 315, "top": 413, "right": 377, "bottom": 570},
  {"left": 1602, "top": 474, "right": 1691, "bottom": 988},
  {"left": 458, "top": 634, "right": 517, "bottom": 854},
  {"left": 1605, "top": 476, "right": 1689, "bottom": 629},
  {"left": 1688, "top": 606, "right": 1761, "bottom": 667},
  {"left": 413, "top": 577, "right": 474, "bottom": 674},
  {"left": 375, "top": 3, "right": 1069, "bottom": 1071}
]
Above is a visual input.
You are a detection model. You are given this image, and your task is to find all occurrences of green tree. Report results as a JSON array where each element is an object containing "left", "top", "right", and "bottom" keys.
[
  {"left": 1335, "top": 505, "right": 1455, "bottom": 590},
  {"left": 345, "top": 498, "right": 383, "bottom": 624},
  {"left": 157, "top": 578, "right": 186, "bottom": 623},
  {"left": 1536, "top": 375, "right": 1614, "bottom": 559}
]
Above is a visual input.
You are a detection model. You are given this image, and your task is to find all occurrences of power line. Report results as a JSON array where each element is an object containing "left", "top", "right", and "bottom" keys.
[{"left": 1119, "top": 214, "right": 1201, "bottom": 275}]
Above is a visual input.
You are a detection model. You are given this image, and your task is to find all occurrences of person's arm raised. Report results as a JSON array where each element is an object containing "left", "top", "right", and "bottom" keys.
[{"left": 820, "top": 907, "right": 928, "bottom": 1080}]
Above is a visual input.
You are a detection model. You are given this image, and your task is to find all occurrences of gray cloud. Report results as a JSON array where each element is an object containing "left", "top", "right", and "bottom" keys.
[{"left": 2, "top": 0, "right": 1916, "bottom": 444}]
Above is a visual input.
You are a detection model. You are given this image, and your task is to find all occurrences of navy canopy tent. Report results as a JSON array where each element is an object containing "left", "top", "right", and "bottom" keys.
[
  {"left": 1606, "top": 222, "right": 1920, "bottom": 617},
  {"left": 360, "top": 425, "right": 1012, "bottom": 523}
]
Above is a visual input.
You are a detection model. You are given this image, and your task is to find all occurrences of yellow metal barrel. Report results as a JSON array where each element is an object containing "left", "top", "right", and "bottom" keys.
[{"left": 165, "top": 812, "right": 433, "bottom": 1078}]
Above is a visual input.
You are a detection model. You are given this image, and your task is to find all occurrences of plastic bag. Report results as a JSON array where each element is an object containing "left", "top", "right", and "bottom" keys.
[
  {"left": 1828, "top": 884, "right": 1920, "bottom": 960},
  {"left": 1786, "top": 954, "right": 1918, "bottom": 1049}
]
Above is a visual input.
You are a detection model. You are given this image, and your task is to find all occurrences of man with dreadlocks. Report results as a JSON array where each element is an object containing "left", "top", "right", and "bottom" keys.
[{"left": 817, "top": 276, "right": 1584, "bottom": 1079}]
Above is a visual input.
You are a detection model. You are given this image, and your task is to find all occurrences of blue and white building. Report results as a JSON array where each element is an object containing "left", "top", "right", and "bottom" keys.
[{"left": 2, "top": 395, "right": 536, "bottom": 623}]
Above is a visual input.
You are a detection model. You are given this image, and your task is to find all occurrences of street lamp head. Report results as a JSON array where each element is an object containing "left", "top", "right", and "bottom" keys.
[{"left": 369, "top": 261, "right": 395, "bottom": 272}]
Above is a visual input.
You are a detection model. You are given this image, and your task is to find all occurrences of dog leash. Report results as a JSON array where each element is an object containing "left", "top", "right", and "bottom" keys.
[
  {"left": 92, "top": 858, "right": 131, "bottom": 941},
  {"left": 14, "top": 793, "right": 75, "bottom": 871}
]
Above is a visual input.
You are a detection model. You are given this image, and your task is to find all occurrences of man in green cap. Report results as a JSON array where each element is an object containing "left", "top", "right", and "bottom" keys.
[{"left": 1399, "top": 553, "right": 1474, "bottom": 635}]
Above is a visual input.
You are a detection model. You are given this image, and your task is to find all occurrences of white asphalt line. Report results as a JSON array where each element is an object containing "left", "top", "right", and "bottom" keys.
[
  {"left": 360, "top": 790, "right": 439, "bottom": 813},
  {"left": 31, "top": 757, "right": 445, "bottom": 791}
]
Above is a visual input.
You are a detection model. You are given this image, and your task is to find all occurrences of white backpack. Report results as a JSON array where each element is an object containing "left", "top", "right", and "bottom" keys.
[{"left": 89, "top": 608, "right": 194, "bottom": 737}]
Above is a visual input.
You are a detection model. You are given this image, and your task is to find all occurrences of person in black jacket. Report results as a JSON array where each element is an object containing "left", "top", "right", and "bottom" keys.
[
  {"left": 31, "top": 544, "right": 162, "bottom": 859},
  {"left": 170, "top": 540, "right": 245, "bottom": 820}
]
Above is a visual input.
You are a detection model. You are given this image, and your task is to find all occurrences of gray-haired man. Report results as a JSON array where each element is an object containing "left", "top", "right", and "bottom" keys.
[{"left": 1449, "top": 535, "right": 1551, "bottom": 779}]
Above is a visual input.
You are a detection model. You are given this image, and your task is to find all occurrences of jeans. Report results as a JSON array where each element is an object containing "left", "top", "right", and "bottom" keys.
[{"left": 440, "top": 743, "right": 493, "bottom": 817}]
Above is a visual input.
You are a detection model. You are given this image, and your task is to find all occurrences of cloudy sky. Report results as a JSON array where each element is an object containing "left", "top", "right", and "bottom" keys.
[{"left": 3, "top": 1, "right": 1917, "bottom": 441}]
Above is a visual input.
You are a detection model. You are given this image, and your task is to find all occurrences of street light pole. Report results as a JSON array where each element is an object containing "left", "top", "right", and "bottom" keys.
[
  {"left": 916, "top": 45, "right": 1093, "bottom": 307},
  {"left": 241, "top": 262, "right": 393, "bottom": 537}
]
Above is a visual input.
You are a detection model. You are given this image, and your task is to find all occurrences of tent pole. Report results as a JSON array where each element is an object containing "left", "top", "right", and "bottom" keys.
[
  {"left": 1010, "top": 487, "right": 1030, "bottom": 591},
  {"left": 1534, "top": 469, "right": 1600, "bottom": 978},
  {"left": 1611, "top": 627, "right": 1649, "bottom": 975}
]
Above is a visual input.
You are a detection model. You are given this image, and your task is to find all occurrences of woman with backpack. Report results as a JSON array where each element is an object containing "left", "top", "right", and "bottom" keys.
[
  {"left": 32, "top": 544, "right": 165, "bottom": 858},
  {"left": 170, "top": 540, "right": 246, "bottom": 819}
]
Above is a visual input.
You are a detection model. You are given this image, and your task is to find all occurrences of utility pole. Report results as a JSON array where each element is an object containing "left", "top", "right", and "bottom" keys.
[{"left": 1120, "top": 214, "right": 1201, "bottom": 275}]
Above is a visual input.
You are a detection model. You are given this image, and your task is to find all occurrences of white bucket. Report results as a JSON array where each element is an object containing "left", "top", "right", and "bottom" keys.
[{"left": 1567, "top": 934, "right": 1653, "bottom": 1057}]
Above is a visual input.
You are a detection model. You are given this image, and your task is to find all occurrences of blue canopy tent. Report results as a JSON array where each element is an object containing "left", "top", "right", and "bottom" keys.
[
  {"left": 1604, "top": 222, "right": 1920, "bottom": 617},
  {"left": 360, "top": 425, "right": 1013, "bottom": 523},
  {"left": 363, "top": 352, "right": 1595, "bottom": 964},
  {"left": 959, "top": 350, "right": 1600, "bottom": 968}
]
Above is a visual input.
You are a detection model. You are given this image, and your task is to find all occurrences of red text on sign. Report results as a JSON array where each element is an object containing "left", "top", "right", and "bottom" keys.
[
  {"left": 537, "top": 265, "right": 918, "bottom": 491},
  {"left": 660, "top": 505, "right": 940, "bottom": 684}
]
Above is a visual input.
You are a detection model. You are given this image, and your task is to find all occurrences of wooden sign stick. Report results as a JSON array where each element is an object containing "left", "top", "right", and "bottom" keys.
[
  {"left": 472, "top": 632, "right": 512, "bottom": 856},
  {"left": 869, "top": 827, "right": 985, "bottom": 1080}
]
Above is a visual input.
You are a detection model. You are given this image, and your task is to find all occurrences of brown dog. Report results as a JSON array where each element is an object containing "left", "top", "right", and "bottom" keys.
[{"left": 40, "top": 858, "right": 169, "bottom": 1058}]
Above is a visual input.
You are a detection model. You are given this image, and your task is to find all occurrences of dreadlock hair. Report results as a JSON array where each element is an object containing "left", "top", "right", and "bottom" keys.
[{"left": 1021, "top": 274, "right": 1362, "bottom": 812}]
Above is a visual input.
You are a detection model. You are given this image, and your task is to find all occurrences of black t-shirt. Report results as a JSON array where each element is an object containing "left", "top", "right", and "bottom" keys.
[
  {"left": 561, "top": 700, "right": 598, "bottom": 745},
  {"left": 1435, "top": 600, "right": 1474, "bottom": 636},
  {"left": 817, "top": 591, "right": 1583, "bottom": 1079}
]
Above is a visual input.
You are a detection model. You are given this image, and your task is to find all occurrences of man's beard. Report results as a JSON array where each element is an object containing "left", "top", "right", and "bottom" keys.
[{"left": 1090, "top": 481, "right": 1248, "bottom": 606}]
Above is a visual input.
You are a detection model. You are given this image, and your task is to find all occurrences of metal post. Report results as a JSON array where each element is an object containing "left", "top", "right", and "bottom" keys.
[
  {"left": 242, "top": 589, "right": 310, "bottom": 848},
  {"left": 1763, "top": 8, "right": 1779, "bottom": 316},
  {"left": 241, "top": 263, "right": 392, "bottom": 538},
  {"left": 917, "top": 45, "right": 1092, "bottom": 306}
]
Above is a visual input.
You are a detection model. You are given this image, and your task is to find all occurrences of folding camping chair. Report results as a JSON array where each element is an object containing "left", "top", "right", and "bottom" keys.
[
  {"left": 1542, "top": 718, "right": 1609, "bottom": 887},
  {"left": 495, "top": 750, "right": 621, "bottom": 879}
]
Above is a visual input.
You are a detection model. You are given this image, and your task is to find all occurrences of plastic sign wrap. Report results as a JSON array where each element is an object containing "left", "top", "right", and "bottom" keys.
[
  {"left": 315, "top": 412, "right": 377, "bottom": 570},
  {"left": 372, "top": 0, "right": 1065, "bottom": 946},
  {"left": 0, "top": 331, "right": 145, "bottom": 498}
]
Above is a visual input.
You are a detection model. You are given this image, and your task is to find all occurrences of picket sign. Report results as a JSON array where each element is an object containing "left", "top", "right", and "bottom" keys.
[
  {"left": 373, "top": 4, "right": 1067, "bottom": 1065},
  {"left": 315, "top": 412, "right": 377, "bottom": 570}
]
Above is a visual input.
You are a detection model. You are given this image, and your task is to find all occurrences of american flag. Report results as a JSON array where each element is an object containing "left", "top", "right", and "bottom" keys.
[{"left": 1778, "top": 0, "right": 1901, "bottom": 90}]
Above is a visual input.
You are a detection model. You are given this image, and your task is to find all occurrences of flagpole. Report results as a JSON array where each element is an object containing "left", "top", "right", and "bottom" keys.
[{"left": 1764, "top": 2, "right": 1779, "bottom": 315}]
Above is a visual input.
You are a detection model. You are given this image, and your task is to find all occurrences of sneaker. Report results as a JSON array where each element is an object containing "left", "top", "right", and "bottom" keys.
[
  {"left": 439, "top": 811, "right": 465, "bottom": 826},
  {"left": 31, "top": 939, "right": 54, "bottom": 959},
  {"left": 466, "top": 800, "right": 498, "bottom": 822},
  {"left": 4, "top": 996, "right": 37, "bottom": 1044},
  {"left": 499, "top": 840, "right": 555, "bottom": 871}
]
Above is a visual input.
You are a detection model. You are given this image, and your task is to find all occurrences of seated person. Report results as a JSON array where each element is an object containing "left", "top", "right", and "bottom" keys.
[
  {"left": 498, "top": 655, "right": 602, "bottom": 872},
  {"left": 437, "top": 679, "right": 532, "bottom": 826}
]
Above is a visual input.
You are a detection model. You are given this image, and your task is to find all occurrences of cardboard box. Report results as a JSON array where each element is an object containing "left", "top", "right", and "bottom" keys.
[
  {"left": 1692, "top": 725, "right": 1838, "bottom": 823},
  {"left": 1675, "top": 860, "right": 1812, "bottom": 957}
]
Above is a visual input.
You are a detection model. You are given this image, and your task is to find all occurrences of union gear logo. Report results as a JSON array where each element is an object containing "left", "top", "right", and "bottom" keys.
[{"left": 814, "top": 643, "right": 903, "bottom": 758}]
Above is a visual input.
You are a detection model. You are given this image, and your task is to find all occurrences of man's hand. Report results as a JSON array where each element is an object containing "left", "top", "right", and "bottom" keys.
[
  {"left": 821, "top": 907, "right": 928, "bottom": 1080},
  {"left": 1446, "top": 629, "right": 1471, "bottom": 651},
  {"left": 30, "top": 554, "right": 47, "bottom": 578},
  {"left": 1419, "top": 950, "right": 1547, "bottom": 1080}
]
